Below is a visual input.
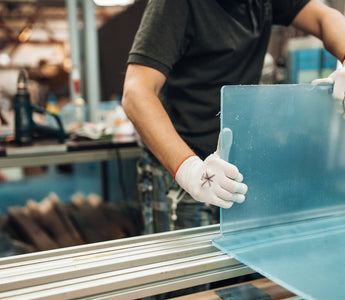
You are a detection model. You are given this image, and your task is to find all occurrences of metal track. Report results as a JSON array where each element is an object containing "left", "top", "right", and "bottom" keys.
[
  {"left": 0, "top": 224, "right": 253, "bottom": 299},
  {"left": 0, "top": 146, "right": 141, "bottom": 168}
]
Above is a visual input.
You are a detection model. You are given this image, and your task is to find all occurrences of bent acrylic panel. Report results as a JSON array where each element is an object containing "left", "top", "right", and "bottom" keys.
[{"left": 213, "top": 84, "right": 345, "bottom": 300}]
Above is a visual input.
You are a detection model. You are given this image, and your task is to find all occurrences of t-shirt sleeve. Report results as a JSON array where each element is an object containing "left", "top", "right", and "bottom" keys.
[
  {"left": 272, "top": 0, "right": 310, "bottom": 26},
  {"left": 127, "top": 0, "right": 190, "bottom": 77}
]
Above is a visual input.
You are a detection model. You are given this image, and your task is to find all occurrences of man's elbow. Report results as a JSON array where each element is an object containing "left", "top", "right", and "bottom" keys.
[
  {"left": 121, "top": 89, "right": 130, "bottom": 115},
  {"left": 122, "top": 81, "right": 137, "bottom": 120}
]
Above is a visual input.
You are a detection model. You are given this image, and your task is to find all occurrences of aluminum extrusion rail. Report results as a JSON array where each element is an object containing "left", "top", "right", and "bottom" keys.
[
  {"left": 0, "top": 224, "right": 252, "bottom": 300},
  {"left": 0, "top": 146, "right": 141, "bottom": 168}
]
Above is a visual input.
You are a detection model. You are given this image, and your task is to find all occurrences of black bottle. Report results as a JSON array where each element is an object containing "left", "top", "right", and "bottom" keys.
[{"left": 14, "top": 69, "right": 33, "bottom": 145}]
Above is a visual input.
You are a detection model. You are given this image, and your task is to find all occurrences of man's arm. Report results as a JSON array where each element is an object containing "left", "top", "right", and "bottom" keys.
[
  {"left": 122, "top": 63, "right": 247, "bottom": 208},
  {"left": 122, "top": 63, "right": 195, "bottom": 175},
  {"left": 292, "top": 0, "right": 345, "bottom": 62}
]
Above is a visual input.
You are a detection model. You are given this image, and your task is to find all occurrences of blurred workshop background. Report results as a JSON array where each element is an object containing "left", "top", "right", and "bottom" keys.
[{"left": 0, "top": 0, "right": 343, "bottom": 256}]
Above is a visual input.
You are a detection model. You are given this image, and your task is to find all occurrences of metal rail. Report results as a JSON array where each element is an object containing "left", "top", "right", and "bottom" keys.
[
  {"left": 0, "top": 146, "right": 141, "bottom": 168},
  {"left": 0, "top": 225, "right": 252, "bottom": 299}
]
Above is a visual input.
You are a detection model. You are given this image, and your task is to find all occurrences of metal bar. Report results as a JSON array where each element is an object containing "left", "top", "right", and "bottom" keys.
[
  {"left": 0, "top": 224, "right": 220, "bottom": 265},
  {"left": 0, "top": 228, "right": 221, "bottom": 272},
  {"left": 66, "top": 0, "right": 81, "bottom": 103},
  {"left": 83, "top": 266, "right": 253, "bottom": 300},
  {"left": 0, "top": 244, "right": 219, "bottom": 290},
  {"left": 1, "top": 252, "right": 230, "bottom": 295},
  {"left": 0, "top": 225, "right": 252, "bottom": 299},
  {"left": 81, "top": 0, "right": 100, "bottom": 122},
  {"left": 0, "top": 147, "right": 141, "bottom": 168},
  {"left": 0, "top": 255, "right": 243, "bottom": 299}
]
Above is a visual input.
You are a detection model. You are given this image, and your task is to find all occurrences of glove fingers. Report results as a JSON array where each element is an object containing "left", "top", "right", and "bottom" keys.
[
  {"left": 233, "top": 172, "right": 243, "bottom": 183},
  {"left": 219, "top": 176, "right": 248, "bottom": 194},
  {"left": 214, "top": 185, "right": 231, "bottom": 200},
  {"left": 223, "top": 162, "right": 240, "bottom": 180},
  {"left": 233, "top": 181, "right": 248, "bottom": 194},
  {"left": 220, "top": 160, "right": 244, "bottom": 183},
  {"left": 209, "top": 196, "right": 234, "bottom": 209},
  {"left": 215, "top": 186, "right": 245, "bottom": 204},
  {"left": 219, "top": 200, "right": 234, "bottom": 209},
  {"left": 229, "top": 193, "right": 245, "bottom": 203},
  {"left": 211, "top": 157, "right": 241, "bottom": 181}
]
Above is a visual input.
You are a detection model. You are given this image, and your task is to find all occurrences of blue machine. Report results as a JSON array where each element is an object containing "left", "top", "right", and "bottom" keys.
[{"left": 213, "top": 84, "right": 345, "bottom": 300}]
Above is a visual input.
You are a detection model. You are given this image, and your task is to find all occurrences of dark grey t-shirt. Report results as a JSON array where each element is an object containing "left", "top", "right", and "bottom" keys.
[{"left": 128, "top": 0, "right": 309, "bottom": 159}]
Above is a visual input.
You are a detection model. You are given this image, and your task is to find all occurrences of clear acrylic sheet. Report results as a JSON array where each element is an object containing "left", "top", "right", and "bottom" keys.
[{"left": 212, "top": 84, "right": 345, "bottom": 300}]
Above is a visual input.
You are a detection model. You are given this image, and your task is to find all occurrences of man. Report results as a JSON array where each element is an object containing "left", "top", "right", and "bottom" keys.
[{"left": 122, "top": 0, "right": 345, "bottom": 232}]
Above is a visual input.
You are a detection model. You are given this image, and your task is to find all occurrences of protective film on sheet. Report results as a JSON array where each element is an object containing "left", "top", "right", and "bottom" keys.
[{"left": 212, "top": 84, "right": 345, "bottom": 300}]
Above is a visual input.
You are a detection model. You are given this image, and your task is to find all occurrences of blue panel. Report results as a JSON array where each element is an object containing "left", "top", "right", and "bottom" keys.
[
  {"left": 214, "top": 214, "right": 345, "bottom": 300},
  {"left": 213, "top": 84, "right": 345, "bottom": 300}
]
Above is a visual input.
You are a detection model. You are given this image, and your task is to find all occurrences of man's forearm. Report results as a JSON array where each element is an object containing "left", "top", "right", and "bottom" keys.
[
  {"left": 293, "top": 1, "right": 345, "bottom": 62},
  {"left": 122, "top": 65, "right": 195, "bottom": 175},
  {"left": 125, "top": 92, "right": 194, "bottom": 175},
  {"left": 319, "top": 8, "right": 345, "bottom": 62}
]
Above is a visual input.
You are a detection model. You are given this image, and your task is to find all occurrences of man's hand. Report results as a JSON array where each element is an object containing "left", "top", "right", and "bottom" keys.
[
  {"left": 312, "top": 61, "right": 345, "bottom": 113},
  {"left": 174, "top": 128, "right": 248, "bottom": 209}
]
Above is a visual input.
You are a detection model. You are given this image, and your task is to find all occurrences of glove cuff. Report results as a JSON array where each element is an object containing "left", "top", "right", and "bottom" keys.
[
  {"left": 174, "top": 155, "right": 203, "bottom": 198},
  {"left": 173, "top": 154, "right": 198, "bottom": 179}
]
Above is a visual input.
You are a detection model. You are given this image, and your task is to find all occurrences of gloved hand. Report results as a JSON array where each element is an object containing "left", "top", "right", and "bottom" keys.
[
  {"left": 174, "top": 128, "right": 248, "bottom": 209},
  {"left": 312, "top": 60, "right": 345, "bottom": 112}
]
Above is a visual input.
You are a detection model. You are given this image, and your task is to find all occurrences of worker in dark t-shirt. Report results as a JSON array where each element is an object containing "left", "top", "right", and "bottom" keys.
[{"left": 122, "top": 0, "right": 345, "bottom": 233}]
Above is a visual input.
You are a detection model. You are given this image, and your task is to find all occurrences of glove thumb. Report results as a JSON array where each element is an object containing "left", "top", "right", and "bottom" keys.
[
  {"left": 332, "top": 69, "right": 345, "bottom": 100},
  {"left": 311, "top": 77, "right": 334, "bottom": 84},
  {"left": 215, "top": 127, "right": 233, "bottom": 161}
]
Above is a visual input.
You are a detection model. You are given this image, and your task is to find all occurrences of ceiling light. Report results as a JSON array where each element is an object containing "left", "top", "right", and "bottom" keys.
[{"left": 93, "top": 0, "right": 135, "bottom": 6}]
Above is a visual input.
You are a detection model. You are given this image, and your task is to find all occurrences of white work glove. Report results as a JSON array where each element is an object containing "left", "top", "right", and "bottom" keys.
[
  {"left": 174, "top": 128, "right": 248, "bottom": 209},
  {"left": 312, "top": 60, "right": 345, "bottom": 112}
]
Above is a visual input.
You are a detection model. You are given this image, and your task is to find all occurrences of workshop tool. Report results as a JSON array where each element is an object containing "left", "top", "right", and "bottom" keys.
[{"left": 13, "top": 69, "right": 65, "bottom": 145}]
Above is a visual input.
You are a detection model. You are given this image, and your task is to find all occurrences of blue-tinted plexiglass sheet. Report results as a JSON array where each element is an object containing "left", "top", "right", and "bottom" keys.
[{"left": 212, "top": 84, "right": 345, "bottom": 300}]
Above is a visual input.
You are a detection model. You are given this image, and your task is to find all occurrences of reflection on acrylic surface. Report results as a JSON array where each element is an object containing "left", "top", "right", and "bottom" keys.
[{"left": 213, "top": 84, "right": 345, "bottom": 300}]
